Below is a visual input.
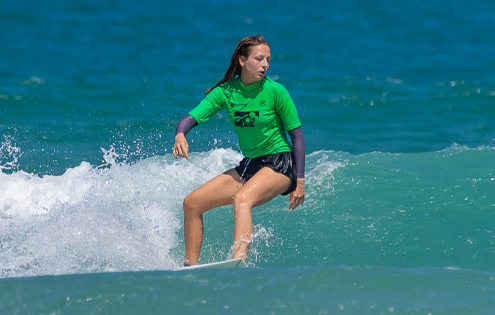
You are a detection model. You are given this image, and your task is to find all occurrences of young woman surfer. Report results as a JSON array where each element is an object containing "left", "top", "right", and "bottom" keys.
[{"left": 173, "top": 35, "right": 306, "bottom": 266}]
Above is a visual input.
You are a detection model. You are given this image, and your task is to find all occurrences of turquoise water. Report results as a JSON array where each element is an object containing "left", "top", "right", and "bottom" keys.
[{"left": 1, "top": 0, "right": 495, "bottom": 314}]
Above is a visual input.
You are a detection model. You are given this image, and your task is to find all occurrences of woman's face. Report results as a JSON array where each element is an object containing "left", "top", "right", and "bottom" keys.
[{"left": 239, "top": 44, "right": 271, "bottom": 85}]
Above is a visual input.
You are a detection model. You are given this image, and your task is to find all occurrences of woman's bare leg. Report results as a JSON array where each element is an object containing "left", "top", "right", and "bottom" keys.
[
  {"left": 183, "top": 168, "right": 244, "bottom": 265},
  {"left": 232, "top": 167, "right": 291, "bottom": 259}
]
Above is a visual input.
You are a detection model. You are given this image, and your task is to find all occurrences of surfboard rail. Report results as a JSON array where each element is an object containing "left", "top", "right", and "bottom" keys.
[{"left": 181, "top": 258, "right": 248, "bottom": 270}]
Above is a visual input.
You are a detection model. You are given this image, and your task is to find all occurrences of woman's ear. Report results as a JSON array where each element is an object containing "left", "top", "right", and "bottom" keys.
[{"left": 239, "top": 55, "right": 246, "bottom": 67}]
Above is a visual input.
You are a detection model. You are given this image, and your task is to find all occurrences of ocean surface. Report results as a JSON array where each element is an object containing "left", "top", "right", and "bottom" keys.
[{"left": 1, "top": 0, "right": 495, "bottom": 313}]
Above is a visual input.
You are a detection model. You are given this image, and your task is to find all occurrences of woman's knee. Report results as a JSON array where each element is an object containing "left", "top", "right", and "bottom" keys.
[
  {"left": 233, "top": 191, "right": 253, "bottom": 213},
  {"left": 183, "top": 193, "right": 203, "bottom": 216}
]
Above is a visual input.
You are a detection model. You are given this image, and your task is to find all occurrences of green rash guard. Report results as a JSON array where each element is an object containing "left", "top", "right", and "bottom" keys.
[{"left": 189, "top": 77, "right": 301, "bottom": 158}]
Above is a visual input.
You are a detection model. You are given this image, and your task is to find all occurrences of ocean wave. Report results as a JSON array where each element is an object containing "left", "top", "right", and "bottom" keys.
[
  {"left": 1, "top": 146, "right": 494, "bottom": 278},
  {"left": 0, "top": 147, "right": 248, "bottom": 277}
]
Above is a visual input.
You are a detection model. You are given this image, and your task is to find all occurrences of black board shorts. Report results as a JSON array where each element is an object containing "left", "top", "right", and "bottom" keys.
[{"left": 234, "top": 151, "right": 297, "bottom": 195}]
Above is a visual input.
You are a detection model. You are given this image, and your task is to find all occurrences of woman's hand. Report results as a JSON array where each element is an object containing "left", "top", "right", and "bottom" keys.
[
  {"left": 289, "top": 178, "right": 305, "bottom": 210},
  {"left": 173, "top": 133, "right": 189, "bottom": 160}
]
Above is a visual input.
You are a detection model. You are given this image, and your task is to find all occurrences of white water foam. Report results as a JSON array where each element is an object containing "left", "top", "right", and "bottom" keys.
[
  {"left": 0, "top": 133, "right": 22, "bottom": 172},
  {"left": 305, "top": 150, "right": 344, "bottom": 199},
  {"left": 0, "top": 147, "right": 243, "bottom": 278}
]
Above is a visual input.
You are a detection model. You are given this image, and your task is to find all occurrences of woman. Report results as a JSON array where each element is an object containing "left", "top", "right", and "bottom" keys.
[{"left": 173, "top": 35, "right": 305, "bottom": 266}]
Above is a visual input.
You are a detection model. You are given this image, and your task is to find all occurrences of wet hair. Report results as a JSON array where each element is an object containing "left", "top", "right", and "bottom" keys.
[{"left": 206, "top": 35, "right": 269, "bottom": 95}]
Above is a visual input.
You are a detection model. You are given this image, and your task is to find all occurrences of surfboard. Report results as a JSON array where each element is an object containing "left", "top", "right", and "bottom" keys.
[{"left": 182, "top": 258, "right": 248, "bottom": 270}]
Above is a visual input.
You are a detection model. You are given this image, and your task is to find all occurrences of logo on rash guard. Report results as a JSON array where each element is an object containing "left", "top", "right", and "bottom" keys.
[{"left": 234, "top": 111, "right": 259, "bottom": 127}]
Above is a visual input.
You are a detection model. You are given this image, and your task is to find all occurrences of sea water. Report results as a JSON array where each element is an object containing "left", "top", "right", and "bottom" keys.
[{"left": 1, "top": 0, "right": 495, "bottom": 314}]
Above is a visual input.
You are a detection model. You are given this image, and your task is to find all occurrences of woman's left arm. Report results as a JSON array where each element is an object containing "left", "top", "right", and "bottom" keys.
[{"left": 288, "top": 126, "right": 305, "bottom": 210}]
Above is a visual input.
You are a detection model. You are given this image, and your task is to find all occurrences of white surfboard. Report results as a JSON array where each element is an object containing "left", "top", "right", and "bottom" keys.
[{"left": 182, "top": 258, "right": 248, "bottom": 270}]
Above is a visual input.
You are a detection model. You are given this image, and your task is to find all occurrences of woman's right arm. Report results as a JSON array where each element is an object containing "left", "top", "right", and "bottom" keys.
[
  {"left": 173, "top": 114, "right": 198, "bottom": 159},
  {"left": 174, "top": 86, "right": 225, "bottom": 159}
]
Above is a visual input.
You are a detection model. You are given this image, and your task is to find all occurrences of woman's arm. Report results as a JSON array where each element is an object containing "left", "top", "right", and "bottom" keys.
[
  {"left": 173, "top": 114, "right": 198, "bottom": 159},
  {"left": 287, "top": 126, "right": 305, "bottom": 210},
  {"left": 288, "top": 126, "right": 305, "bottom": 178},
  {"left": 176, "top": 114, "right": 198, "bottom": 136}
]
